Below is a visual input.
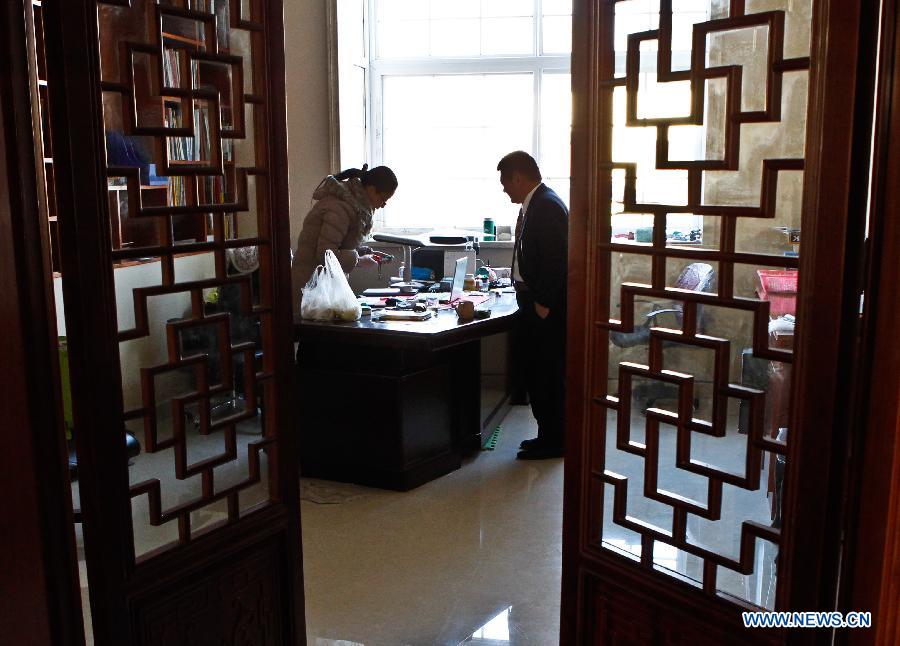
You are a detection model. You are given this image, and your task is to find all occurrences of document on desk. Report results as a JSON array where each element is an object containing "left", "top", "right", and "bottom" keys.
[{"left": 376, "top": 310, "right": 433, "bottom": 321}]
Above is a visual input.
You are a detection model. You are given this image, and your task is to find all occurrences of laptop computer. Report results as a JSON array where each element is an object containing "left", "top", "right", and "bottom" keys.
[
  {"left": 449, "top": 256, "right": 467, "bottom": 303},
  {"left": 430, "top": 257, "right": 468, "bottom": 305}
]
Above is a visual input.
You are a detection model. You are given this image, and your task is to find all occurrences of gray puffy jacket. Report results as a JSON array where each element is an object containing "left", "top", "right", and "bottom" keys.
[{"left": 291, "top": 176, "right": 373, "bottom": 314}]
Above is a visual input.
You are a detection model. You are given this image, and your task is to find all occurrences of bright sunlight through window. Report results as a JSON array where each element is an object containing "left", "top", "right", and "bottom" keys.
[{"left": 335, "top": 0, "right": 704, "bottom": 237}]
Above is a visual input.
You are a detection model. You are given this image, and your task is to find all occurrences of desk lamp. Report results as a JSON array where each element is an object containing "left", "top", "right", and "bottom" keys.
[
  {"left": 372, "top": 233, "right": 425, "bottom": 293},
  {"left": 372, "top": 231, "right": 476, "bottom": 293}
]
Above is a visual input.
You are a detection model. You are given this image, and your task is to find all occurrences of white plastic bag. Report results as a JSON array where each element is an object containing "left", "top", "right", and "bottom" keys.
[{"left": 300, "top": 249, "right": 362, "bottom": 321}]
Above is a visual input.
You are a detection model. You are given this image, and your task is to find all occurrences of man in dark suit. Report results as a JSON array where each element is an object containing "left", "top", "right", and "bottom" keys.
[{"left": 497, "top": 151, "right": 568, "bottom": 460}]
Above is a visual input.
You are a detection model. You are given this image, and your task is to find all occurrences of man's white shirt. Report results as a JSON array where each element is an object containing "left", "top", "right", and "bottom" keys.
[{"left": 513, "top": 183, "right": 542, "bottom": 283}]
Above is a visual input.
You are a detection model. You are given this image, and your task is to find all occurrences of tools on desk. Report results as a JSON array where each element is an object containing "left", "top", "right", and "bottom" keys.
[
  {"left": 358, "top": 291, "right": 500, "bottom": 323},
  {"left": 361, "top": 294, "right": 431, "bottom": 321},
  {"left": 372, "top": 250, "right": 394, "bottom": 281}
]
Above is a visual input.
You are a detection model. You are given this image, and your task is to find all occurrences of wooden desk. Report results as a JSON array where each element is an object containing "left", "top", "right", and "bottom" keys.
[{"left": 294, "top": 293, "right": 518, "bottom": 490}]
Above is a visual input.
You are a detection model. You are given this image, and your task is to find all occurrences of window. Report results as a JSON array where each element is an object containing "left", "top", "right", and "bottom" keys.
[
  {"left": 334, "top": 0, "right": 706, "bottom": 238},
  {"left": 335, "top": 0, "right": 573, "bottom": 232},
  {"left": 336, "top": 0, "right": 369, "bottom": 169}
]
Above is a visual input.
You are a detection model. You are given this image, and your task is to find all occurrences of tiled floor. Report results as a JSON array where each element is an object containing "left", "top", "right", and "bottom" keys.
[
  {"left": 300, "top": 399, "right": 779, "bottom": 644},
  {"left": 301, "top": 405, "right": 564, "bottom": 646},
  {"left": 598, "top": 407, "right": 779, "bottom": 609},
  {"left": 72, "top": 394, "right": 777, "bottom": 644}
]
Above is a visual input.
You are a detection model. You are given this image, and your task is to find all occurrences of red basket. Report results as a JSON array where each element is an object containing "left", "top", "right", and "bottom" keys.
[
  {"left": 757, "top": 269, "right": 798, "bottom": 293},
  {"left": 756, "top": 269, "right": 798, "bottom": 316}
]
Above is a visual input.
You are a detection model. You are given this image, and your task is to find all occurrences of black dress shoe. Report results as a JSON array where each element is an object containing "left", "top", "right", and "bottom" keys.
[
  {"left": 519, "top": 437, "right": 542, "bottom": 450},
  {"left": 516, "top": 445, "right": 564, "bottom": 460}
]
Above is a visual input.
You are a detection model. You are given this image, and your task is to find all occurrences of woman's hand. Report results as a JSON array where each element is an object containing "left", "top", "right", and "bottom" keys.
[
  {"left": 372, "top": 251, "right": 394, "bottom": 264},
  {"left": 356, "top": 254, "right": 380, "bottom": 270}
]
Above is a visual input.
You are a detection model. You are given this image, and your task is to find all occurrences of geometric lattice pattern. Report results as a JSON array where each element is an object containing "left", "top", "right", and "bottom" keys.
[
  {"left": 590, "top": 0, "right": 810, "bottom": 602},
  {"left": 97, "top": 0, "right": 277, "bottom": 558}
]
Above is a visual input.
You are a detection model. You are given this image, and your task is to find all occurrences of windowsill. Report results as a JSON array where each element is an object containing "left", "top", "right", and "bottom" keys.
[
  {"left": 367, "top": 238, "right": 515, "bottom": 250},
  {"left": 368, "top": 228, "right": 515, "bottom": 250}
]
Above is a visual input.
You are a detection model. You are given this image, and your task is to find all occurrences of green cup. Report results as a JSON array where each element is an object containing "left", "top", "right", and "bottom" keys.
[{"left": 635, "top": 227, "right": 653, "bottom": 243}]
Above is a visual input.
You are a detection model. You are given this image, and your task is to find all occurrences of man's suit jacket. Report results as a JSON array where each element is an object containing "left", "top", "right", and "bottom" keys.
[{"left": 517, "top": 183, "right": 569, "bottom": 311}]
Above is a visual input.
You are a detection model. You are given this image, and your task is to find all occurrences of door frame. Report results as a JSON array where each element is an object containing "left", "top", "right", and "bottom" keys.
[
  {"left": 41, "top": 1, "right": 305, "bottom": 643},
  {"left": 842, "top": 0, "right": 900, "bottom": 642},
  {"left": 0, "top": 1, "right": 85, "bottom": 644},
  {"left": 562, "top": 0, "right": 879, "bottom": 641}
]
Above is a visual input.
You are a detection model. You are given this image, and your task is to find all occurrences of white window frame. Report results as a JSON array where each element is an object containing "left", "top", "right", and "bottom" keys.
[
  {"left": 329, "top": 0, "right": 371, "bottom": 173},
  {"left": 363, "top": 0, "right": 572, "bottom": 233}
]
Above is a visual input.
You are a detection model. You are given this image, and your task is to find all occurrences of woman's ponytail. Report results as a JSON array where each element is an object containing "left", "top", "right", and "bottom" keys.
[
  {"left": 335, "top": 163, "right": 398, "bottom": 196},
  {"left": 334, "top": 163, "right": 369, "bottom": 182}
]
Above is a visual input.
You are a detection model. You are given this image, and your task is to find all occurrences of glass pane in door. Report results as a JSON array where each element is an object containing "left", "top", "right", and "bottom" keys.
[
  {"left": 97, "top": 0, "right": 277, "bottom": 560},
  {"left": 593, "top": 0, "right": 809, "bottom": 608}
]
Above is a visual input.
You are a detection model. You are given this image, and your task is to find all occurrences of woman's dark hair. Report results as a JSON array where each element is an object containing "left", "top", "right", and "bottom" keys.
[{"left": 335, "top": 164, "right": 398, "bottom": 195}]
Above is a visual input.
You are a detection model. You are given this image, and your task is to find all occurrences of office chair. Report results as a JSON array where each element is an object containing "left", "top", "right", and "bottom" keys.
[
  {"left": 610, "top": 262, "right": 715, "bottom": 409},
  {"left": 180, "top": 248, "right": 263, "bottom": 427}
]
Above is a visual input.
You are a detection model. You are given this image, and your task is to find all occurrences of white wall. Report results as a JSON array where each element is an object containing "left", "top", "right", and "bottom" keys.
[
  {"left": 284, "top": 0, "right": 333, "bottom": 253},
  {"left": 54, "top": 254, "right": 216, "bottom": 411}
]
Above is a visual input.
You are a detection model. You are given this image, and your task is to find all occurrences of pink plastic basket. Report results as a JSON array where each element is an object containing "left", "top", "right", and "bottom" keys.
[
  {"left": 757, "top": 269, "right": 798, "bottom": 294},
  {"left": 756, "top": 270, "right": 798, "bottom": 315}
]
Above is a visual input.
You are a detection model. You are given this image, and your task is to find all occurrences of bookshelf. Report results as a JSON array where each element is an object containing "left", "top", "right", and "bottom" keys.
[
  {"left": 99, "top": 5, "right": 240, "bottom": 253},
  {"left": 29, "top": 0, "right": 228, "bottom": 270},
  {"left": 22, "top": 0, "right": 256, "bottom": 278},
  {"left": 19, "top": 0, "right": 248, "bottom": 263},
  {"left": 29, "top": 0, "right": 62, "bottom": 273}
]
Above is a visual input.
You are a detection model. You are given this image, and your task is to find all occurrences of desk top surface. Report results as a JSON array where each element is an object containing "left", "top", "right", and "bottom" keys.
[{"left": 295, "top": 292, "right": 519, "bottom": 351}]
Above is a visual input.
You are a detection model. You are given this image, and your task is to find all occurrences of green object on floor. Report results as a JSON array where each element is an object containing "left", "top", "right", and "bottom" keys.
[
  {"left": 482, "top": 427, "right": 502, "bottom": 451},
  {"left": 58, "top": 337, "right": 73, "bottom": 440}
]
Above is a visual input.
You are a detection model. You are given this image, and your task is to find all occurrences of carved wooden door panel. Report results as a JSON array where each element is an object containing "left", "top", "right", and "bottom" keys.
[
  {"left": 42, "top": 1, "right": 303, "bottom": 644},
  {"left": 564, "top": 0, "right": 872, "bottom": 642}
]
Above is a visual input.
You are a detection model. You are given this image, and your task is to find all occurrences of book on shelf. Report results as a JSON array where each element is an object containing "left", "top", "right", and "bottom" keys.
[
  {"left": 203, "top": 175, "right": 226, "bottom": 205},
  {"left": 194, "top": 104, "right": 210, "bottom": 161},
  {"left": 223, "top": 213, "right": 236, "bottom": 240},
  {"left": 167, "top": 174, "right": 186, "bottom": 207},
  {"left": 162, "top": 48, "right": 181, "bottom": 88}
]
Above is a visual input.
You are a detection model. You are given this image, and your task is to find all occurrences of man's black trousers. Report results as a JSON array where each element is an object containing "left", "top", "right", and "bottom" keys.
[{"left": 515, "top": 290, "right": 567, "bottom": 449}]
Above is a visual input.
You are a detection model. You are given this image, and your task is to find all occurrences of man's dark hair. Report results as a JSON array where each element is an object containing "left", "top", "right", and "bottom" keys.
[{"left": 496, "top": 151, "right": 542, "bottom": 181}]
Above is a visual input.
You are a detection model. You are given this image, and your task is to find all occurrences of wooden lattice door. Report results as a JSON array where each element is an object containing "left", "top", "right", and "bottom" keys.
[
  {"left": 42, "top": 1, "right": 303, "bottom": 644},
  {"left": 563, "top": 0, "right": 873, "bottom": 642}
]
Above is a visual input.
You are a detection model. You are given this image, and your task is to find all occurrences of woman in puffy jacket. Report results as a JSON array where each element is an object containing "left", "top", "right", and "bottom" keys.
[{"left": 291, "top": 165, "right": 398, "bottom": 313}]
